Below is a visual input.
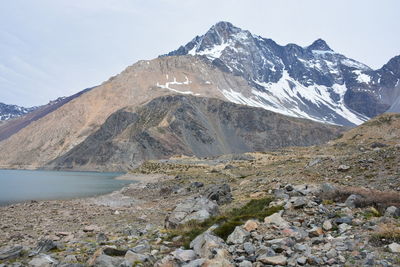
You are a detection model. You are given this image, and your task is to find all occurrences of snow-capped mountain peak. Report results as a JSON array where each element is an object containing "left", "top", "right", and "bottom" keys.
[
  {"left": 307, "top": 38, "right": 333, "bottom": 52},
  {"left": 0, "top": 102, "right": 36, "bottom": 121},
  {"left": 164, "top": 22, "right": 400, "bottom": 126}
]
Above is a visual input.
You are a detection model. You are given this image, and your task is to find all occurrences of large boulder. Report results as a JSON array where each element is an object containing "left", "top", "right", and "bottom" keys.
[
  {"left": 92, "top": 254, "right": 123, "bottom": 267},
  {"left": 28, "top": 254, "right": 58, "bottom": 267},
  {"left": 190, "top": 232, "right": 227, "bottom": 258},
  {"left": 226, "top": 226, "right": 250, "bottom": 245},
  {"left": 0, "top": 245, "right": 23, "bottom": 260},
  {"left": 204, "top": 184, "right": 232, "bottom": 205},
  {"left": 165, "top": 197, "right": 218, "bottom": 229},
  {"left": 344, "top": 194, "right": 363, "bottom": 208}
]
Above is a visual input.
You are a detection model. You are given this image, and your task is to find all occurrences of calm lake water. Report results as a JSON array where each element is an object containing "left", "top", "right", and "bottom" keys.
[{"left": 0, "top": 169, "right": 133, "bottom": 206}]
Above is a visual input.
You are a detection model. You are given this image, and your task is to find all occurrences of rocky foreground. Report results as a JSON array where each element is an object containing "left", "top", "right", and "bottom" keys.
[{"left": 0, "top": 172, "right": 399, "bottom": 266}]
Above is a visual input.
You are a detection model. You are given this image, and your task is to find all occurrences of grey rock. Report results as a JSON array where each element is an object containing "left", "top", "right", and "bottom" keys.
[
  {"left": 256, "top": 246, "right": 276, "bottom": 257},
  {"left": 58, "top": 264, "right": 85, "bottom": 267},
  {"left": 322, "top": 220, "right": 333, "bottom": 230},
  {"left": 243, "top": 242, "right": 255, "bottom": 255},
  {"left": 0, "top": 245, "right": 23, "bottom": 260},
  {"left": 130, "top": 241, "right": 150, "bottom": 254},
  {"left": 292, "top": 197, "right": 307, "bottom": 208},
  {"left": 97, "top": 233, "right": 108, "bottom": 243},
  {"left": 182, "top": 259, "right": 206, "bottom": 267},
  {"left": 274, "top": 189, "right": 289, "bottom": 200},
  {"left": 124, "top": 250, "right": 149, "bottom": 264},
  {"left": 63, "top": 255, "right": 78, "bottom": 263},
  {"left": 308, "top": 158, "right": 322, "bottom": 167},
  {"left": 338, "top": 223, "right": 352, "bottom": 233},
  {"left": 103, "top": 247, "right": 127, "bottom": 257},
  {"left": 264, "top": 212, "right": 290, "bottom": 227},
  {"left": 171, "top": 249, "right": 197, "bottom": 262},
  {"left": 190, "top": 232, "right": 226, "bottom": 258},
  {"left": 297, "top": 256, "right": 307, "bottom": 265},
  {"left": 338, "top": 165, "right": 351, "bottom": 171},
  {"left": 335, "top": 216, "right": 353, "bottom": 225},
  {"left": 320, "top": 183, "right": 337, "bottom": 194},
  {"left": 190, "top": 182, "right": 204, "bottom": 188},
  {"left": 165, "top": 196, "right": 219, "bottom": 228},
  {"left": 258, "top": 254, "right": 287, "bottom": 265},
  {"left": 345, "top": 194, "right": 363, "bottom": 208},
  {"left": 226, "top": 226, "right": 250, "bottom": 244},
  {"left": 238, "top": 260, "right": 252, "bottom": 267},
  {"left": 93, "top": 254, "right": 123, "bottom": 267},
  {"left": 34, "top": 239, "right": 58, "bottom": 254},
  {"left": 205, "top": 184, "right": 232, "bottom": 205},
  {"left": 385, "top": 206, "right": 400, "bottom": 217},
  {"left": 29, "top": 254, "right": 58, "bottom": 267},
  {"left": 326, "top": 248, "right": 337, "bottom": 258},
  {"left": 285, "top": 184, "right": 294, "bottom": 191},
  {"left": 294, "top": 243, "right": 309, "bottom": 253},
  {"left": 388, "top": 242, "right": 400, "bottom": 253}
]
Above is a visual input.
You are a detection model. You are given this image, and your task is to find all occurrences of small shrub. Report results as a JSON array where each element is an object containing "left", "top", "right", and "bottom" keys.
[
  {"left": 370, "top": 223, "right": 400, "bottom": 245},
  {"left": 167, "top": 197, "right": 282, "bottom": 248},
  {"left": 319, "top": 186, "right": 400, "bottom": 213}
]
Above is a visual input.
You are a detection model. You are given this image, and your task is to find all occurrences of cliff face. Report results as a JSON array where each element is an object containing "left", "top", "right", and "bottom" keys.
[{"left": 47, "top": 95, "right": 343, "bottom": 171}]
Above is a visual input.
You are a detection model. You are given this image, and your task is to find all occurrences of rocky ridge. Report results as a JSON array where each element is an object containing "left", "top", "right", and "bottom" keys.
[{"left": 165, "top": 21, "right": 400, "bottom": 125}]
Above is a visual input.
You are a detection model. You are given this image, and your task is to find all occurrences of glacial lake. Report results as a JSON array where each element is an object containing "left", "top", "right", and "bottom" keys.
[{"left": 0, "top": 169, "right": 133, "bottom": 206}]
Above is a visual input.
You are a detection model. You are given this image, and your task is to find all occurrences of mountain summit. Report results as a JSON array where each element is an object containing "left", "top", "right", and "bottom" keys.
[
  {"left": 307, "top": 39, "right": 333, "bottom": 51},
  {"left": 165, "top": 21, "right": 400, "bottom": 126}
]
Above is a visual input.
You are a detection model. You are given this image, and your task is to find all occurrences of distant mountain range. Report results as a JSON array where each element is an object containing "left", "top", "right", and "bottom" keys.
[
  {"left": 0, "top": 21, "right": 398, "bottom": 171},
  {"left": 0, "top": 103, "right": 37, "bottom": 121}
]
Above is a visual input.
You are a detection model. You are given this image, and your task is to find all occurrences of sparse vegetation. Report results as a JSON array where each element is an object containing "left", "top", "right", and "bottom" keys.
[
  {"left": 370, "top": 223, "right": 400, "bottom": 245},
  {"left": 319, "top": 186, "right": 400, "bottom": 213},
  {"left": 165, "top": 197, "right": 282, "bottom": 248}
]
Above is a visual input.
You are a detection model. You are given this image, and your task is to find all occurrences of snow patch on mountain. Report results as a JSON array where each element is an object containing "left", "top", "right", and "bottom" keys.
[
  {"left": 220, "top": 70, "right": 367, "bottom": 125},
  {"left": 352, "top": 70, "right": 371, "bottom": 84},
  {"left": 156, "top": 76, "right": 200, "bottom": 96}
]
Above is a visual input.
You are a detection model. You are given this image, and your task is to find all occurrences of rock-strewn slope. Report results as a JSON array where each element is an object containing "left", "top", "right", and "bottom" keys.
[{"left": 47, "top": 95, "right": 343, "bottom": 171}]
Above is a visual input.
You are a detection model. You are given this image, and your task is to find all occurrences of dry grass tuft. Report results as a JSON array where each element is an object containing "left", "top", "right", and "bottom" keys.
[
  {"left": 320, "top": 186, "right": 400, "bottom": 213},
  {"left": 370, "top": 223, "right": 400, "bottom": 245}
]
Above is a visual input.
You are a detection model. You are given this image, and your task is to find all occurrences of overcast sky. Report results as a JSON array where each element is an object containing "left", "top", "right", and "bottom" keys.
[{"left": 1, "top": 0, "right": 399, "bottom": 107}]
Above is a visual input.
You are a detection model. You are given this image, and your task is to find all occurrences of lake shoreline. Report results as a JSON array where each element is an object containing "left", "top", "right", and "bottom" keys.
[{"left": 0, "top": 170, "right": 132, "bottom": 206}]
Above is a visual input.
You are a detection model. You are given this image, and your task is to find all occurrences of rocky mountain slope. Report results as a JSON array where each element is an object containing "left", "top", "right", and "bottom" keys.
[
  {"left": 0, "top": 89, "right": 91, "bottom": 142},
  {"left": 0, "top": 56, "right": 271, "bottom": 169},
  {"left": 0, "top": 102, "right": 36, "bottom": 121},
  {"left": 47, "top": 95, "right": 342, "bottom": 171},
  {"left": 387, "top": 96, "right": 400, "bottom": 113},
  {"left": 165, "top": 21, "right": 400, "bottom": 125}
]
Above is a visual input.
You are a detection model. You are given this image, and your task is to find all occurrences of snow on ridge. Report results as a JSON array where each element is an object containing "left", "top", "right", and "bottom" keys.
[
  {"left": 220, "top": 70, "right": 368, "bottom": 126},
  {"left": 341, "top": 59, "right": 370, "bottom": 71},
  {"left": 156, "top": 76, "right": 200, "bottom": 96},
  {"left": 312, "top": 50, "right": 336, "bottom": 55},
  {"left": 352, "top": 70, "right": 371, "bottom": 84}
]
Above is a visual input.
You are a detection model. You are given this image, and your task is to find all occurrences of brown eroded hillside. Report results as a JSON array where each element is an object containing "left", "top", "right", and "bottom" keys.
[
  {"left": 0, "top": 56, "right": 258, "bottom": 169},
  {"left": 46, "top": 95, "right": 343, "bottom": 171}
]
